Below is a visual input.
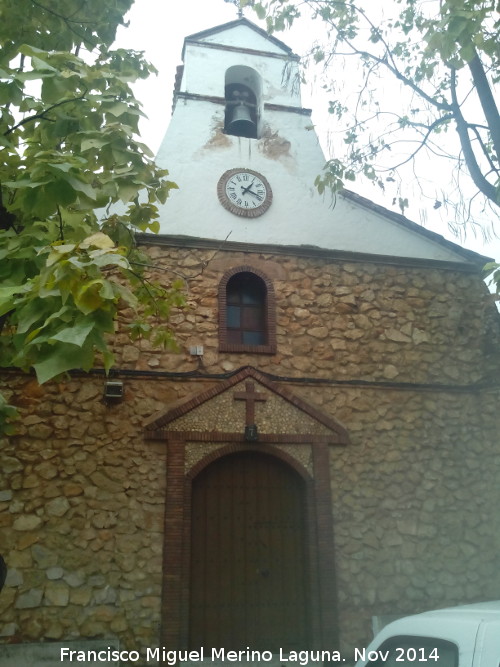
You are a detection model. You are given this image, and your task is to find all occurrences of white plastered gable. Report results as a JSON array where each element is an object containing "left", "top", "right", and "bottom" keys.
[{"left": 186, "top": 20, "right": 293, "bottom": 56}]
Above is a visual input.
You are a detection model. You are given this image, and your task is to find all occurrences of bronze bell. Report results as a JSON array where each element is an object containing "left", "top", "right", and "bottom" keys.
[{"left": 227, "top": 102, "right": 257, "bottom": 138}]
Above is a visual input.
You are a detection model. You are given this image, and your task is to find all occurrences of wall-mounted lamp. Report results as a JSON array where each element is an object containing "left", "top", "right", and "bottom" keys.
[
  {"left": 244, "top": 424, "right": 259, "bottom": 442},
  {"left": 104, "top": 380, "right": 124, "bottom": 403}
]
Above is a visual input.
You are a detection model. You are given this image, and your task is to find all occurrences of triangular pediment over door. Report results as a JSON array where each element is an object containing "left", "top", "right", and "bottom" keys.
[{"left": 146, "top": 366, "right": 349, "bottom": 652}]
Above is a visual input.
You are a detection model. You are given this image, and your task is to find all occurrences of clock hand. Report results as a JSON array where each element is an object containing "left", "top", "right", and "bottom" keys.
[
  {"left": 241, "top": 179, "right": 255, "bottom": 195},
  {"left": 246, "top": 188, "right": 263, "bottom": 200}
]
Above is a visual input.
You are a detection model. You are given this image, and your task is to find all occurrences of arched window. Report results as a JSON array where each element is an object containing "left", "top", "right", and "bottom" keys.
[
  {"left": 224, "top": 66, "right": 262, "bottom": 139},
  {"left": 219, "top": 267, "right": 276, "bottom": 354},
  {"left": 227, "top": 272, "right": 266, "bottom": 345}
]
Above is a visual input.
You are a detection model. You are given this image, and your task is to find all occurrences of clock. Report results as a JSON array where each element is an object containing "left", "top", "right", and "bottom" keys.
[{"left": 217, "top": 168, "right": 273, "bottom": 218}]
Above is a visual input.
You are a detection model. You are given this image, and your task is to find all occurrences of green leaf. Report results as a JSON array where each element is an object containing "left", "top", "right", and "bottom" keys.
[
  {"left": 46, "top": 179, "right": 78, "bottom": 206},
  {"left": 50, "top": 321, "right": 94, "bottom": 347},
  {"left": 0, "top": 285, "right": 23, "bottom": 301},
  {"left": 148, "top": 219, "right": 160, "bottom": 234},
  {"left": 64, "top": 176, "right": 96, "bottom": 199},
  {"left": 1, "top": 0, "right": 182, "bottom": 386},
  {"left": 459, "top": 42, "right": 475, "bottom": 62},
  {"left": 80, "top": 136, "right": 109, "bottom": 151},
  {"left": 90, "top": 252, "right": 129, "bottom": 270},
  {"left": 80, "top": 232, "right": 115, "bottom": 250},
  {"left": 0, "top": 392, "right": 19, "bottom": 436},
  {"left": 33, "top": 344, "right": 94, "bottom": 384},
  {"left": 0, "top": 294, "right": 18, "bottom": 317},
  {"left": 118, "top": 182, "right": 141, "bottom": 203},
  {"left": 46, "top": 244, "right": 77, "bottom": 266},
  {"left": 254, "top": 3, "right": 266, "bottom": 20},
  {"left": 105, "top": 101, "right": 131, "bottom": 117},
  {"left": 3, "top": 179, "right": 50, "bottom": 189},
  {"left": 75, "top": 280, "right": 107, "bottom": 313},
  {"left": 22, "top": 303, "right": 71, "bottom": 336}
]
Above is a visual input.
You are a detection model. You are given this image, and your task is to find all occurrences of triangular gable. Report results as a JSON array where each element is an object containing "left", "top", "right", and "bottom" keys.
[
  {"left": 145, "top": 366, "right": 349, "bottom": 445},
  {"left": 183, "top": 18, "right": 296, "bottom": 59}
]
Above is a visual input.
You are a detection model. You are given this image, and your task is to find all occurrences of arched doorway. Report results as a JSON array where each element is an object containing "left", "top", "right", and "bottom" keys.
[{"left": 189, "top": 451, "right": 310, "bottom": 652}]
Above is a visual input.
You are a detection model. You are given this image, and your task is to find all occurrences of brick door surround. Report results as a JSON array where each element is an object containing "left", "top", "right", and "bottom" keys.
[{"left": 145, "top": 367, "right": 349, "bottom": 651}]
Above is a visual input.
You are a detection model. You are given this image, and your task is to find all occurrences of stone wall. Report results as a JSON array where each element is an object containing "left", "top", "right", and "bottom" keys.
[
  {"left": 0, "top": 377, "right": 169, "bottom": 652},
  {"left": 1, "top": 242, "right": 500, "bottom": 658},
  {"left": 115, "top": 242, "right": 500, "bottom": 385},
  {"left": 2, "top": 375, "right": 499, "bottom": 656}
]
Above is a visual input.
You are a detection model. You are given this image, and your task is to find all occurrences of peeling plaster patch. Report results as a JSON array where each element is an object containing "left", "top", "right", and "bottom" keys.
[
  {"left": 258, "top": 128, "right": 291, "bottom": 160},
  {"left": 203, "top": 119, "right": 232, "bottom": 150}
]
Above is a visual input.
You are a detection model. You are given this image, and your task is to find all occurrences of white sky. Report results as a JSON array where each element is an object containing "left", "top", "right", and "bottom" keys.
[{"left": 115, "top": 0, "right": 500, "bottom": 269}]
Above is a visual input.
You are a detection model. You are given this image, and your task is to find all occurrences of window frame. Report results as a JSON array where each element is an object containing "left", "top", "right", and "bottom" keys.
[{"left": 218, "top": 266, "right": 277, "bottom": 354}]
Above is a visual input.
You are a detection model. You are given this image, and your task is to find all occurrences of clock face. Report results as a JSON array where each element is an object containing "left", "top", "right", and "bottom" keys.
[{"left": 217, "top": 168, "right": 272, "bottom": 218}]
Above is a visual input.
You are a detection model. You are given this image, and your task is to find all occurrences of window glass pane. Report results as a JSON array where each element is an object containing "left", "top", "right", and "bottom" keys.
[
  {"left": 241, "top": 306, "right": 264, "bottom": 330},
  {"left": 227, "top": 305, "right": 241, "bottom": 328},
  {"left": 227, "top": 330, "right": 242, "bottom": 344},
  {"left": 224, "top": 272, "right": 268, "bottom": 348},
  {"left": 242, "top": 330, "right": 265, "bottom": 345},
  {"left": 227, "top": 286, "right": 241, "bottom": 305},
  {"left": 227, "top": 274, "right": 265, "bottom": 303},
  {"left": 241, "top": 284, "right": 264, "bottom": 305}
]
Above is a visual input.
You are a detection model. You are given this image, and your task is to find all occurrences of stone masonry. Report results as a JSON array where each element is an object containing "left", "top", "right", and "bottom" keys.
[{"left": 1, "top": 241, "right": 500, "bottom": 661}]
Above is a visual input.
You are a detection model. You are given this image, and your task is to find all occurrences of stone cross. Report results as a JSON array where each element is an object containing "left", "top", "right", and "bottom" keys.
[
  {"left": 224, "top": 0, "right": 244, "bottom": 19},
  {"left": 234, "top": 381, "right": 267, "bottom": 426}
]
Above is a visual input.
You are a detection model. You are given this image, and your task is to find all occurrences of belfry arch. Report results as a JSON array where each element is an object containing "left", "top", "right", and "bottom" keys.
[{"left": 224, "top": 65, "right": 262, "bottom": 138}]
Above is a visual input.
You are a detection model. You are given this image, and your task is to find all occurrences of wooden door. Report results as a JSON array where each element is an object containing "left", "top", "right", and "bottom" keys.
[{"left": 189, "top": 451, "right": 309, "bottom": 651}]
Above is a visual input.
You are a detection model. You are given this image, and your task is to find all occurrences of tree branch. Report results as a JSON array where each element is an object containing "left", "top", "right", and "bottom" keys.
[
  {"left": 30, "top": 0, "right": 98, "bottom": 49},
  {"left": 376, "top": 114, "right": 455, "bottom": 171},
  {"left": 309, "top": 0, "right": 454, "bottom": 113},
  {"left": 450, "top": 68, "right": 499, "bottom": 206},
  {"left": 56, "top": 206, "right": 64, "bottom": 241},
  {"left": 467, "top": 49, "right": 500, "bottom": 170},
  {"left": 30, "top": 0, "right": 97, "bottom": 25},
  {"left": 4, "top": 93, "right": 87, "bottom": 136},
  {"left": 469, "top": 125, "right": 498, "bottom": 175},
  {"left": 0, "top": 187, "right": 17, "bottom": 231}
]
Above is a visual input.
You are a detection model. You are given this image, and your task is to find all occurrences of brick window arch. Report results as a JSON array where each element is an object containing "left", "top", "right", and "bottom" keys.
[{"left": 219, "top": 266, "right": 277, "bottom": 354}]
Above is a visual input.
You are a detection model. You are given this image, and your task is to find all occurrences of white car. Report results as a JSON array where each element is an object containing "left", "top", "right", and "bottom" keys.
[{"left": 354, "top": 601, "right": 500, "bottom": 667}]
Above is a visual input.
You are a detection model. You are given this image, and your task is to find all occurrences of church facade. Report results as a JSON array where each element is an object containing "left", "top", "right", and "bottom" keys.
[{"left": 1, "top": 18, "right": 500, "bottom": 662}]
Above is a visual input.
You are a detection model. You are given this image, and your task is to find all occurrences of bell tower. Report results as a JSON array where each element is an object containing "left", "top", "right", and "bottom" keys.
[{"left": 154, "top": 17, "right": 321, "bottom": 245}]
